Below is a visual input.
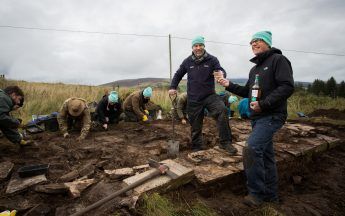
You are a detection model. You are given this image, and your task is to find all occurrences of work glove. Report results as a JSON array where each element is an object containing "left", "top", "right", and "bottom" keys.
[
  {"left": 19, "top": 139, "right": 32, "bottom": 146},
  {"left": 181, "top": 119, "right": 187, "bottom": 125},
  {"left": 0, "top": 210, "right": 16, "bottom": 216},
  {"left": 102, "top": 123, "right": 108, "bottom": 130},
  {"left": 63, "top": 132, "right": 70, "bottom": 138},
  {"left": 142, "top": 115, "right": 148, "bottom": 122},
  {"left": 144, "top": 110, "right": 149, "bottom": 115},
  {"left": 156, "top": 110, "right": 162, "bottom": 120}
]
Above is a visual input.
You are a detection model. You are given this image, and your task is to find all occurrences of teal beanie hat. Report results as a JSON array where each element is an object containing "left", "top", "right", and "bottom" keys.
[
  {"left": 228, "top": 95, "right": 238, "bottom": 104},
  {"left": 143, "top": 87, "right": 153, "bottom": 98},
  {"left": 192, "top": 36, "right": 205, "bottom": 47},
  {"left": 108, "top": 91, "right": 118, "bottom": 103},
  {"left": 252, "top": 31, "right": 272, "bottom": 47}
]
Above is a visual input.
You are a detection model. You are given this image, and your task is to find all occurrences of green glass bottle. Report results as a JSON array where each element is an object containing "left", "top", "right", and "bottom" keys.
[{"left": 251, "top": 74, "right": 261, "bottom": 102}]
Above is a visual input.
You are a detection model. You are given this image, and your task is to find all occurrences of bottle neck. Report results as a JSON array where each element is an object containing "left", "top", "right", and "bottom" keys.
[{"left": 254, "top": 75, "right": 259, "bottom": 87}]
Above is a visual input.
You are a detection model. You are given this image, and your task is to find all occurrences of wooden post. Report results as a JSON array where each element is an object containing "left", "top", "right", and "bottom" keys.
[
  {"left": 0, "top": 74, "right": 6, "bottom": 89},
  {"left": 169, "top": 34, "right": 172, "bottom": 82}
]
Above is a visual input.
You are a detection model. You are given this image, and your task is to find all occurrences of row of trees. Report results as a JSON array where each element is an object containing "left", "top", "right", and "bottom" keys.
[{"left": 304, "top": 77, "right": 345, "bottom": 98}]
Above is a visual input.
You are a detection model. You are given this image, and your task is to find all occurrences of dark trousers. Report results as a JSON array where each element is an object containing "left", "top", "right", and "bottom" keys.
[
  {"left": 0, "top": 126, "right": 21, "bottom": 144},
  {"left": 244, "top": 115, "right": 284, "bottom": 201},
  {"left": 124, "top": 110, "right": 140, "bottom": 122},
  {"left": 187, "top": 94, "right": 232, "bottom": 150}
]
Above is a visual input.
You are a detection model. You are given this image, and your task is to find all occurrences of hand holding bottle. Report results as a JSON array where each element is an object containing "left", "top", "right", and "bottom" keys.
[{"left": 250, "top": 101, "right": 261, "bottom": 112}]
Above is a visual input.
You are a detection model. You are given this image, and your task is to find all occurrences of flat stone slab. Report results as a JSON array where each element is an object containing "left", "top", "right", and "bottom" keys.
[
  {"left": 105, "top": 168, "right": 134, "bottom": 179},
  {"left": 187, "top": 146, "right": 242, "bottom": 164},
  {"left": 133, "top": 164, "right": 150, "bottom": 172},
  {"left": 123, "top": 159, "right": 193, "bottom": 195},
  {"left": 34, "top": 183, "right": 68, "bottom": 194},
  {"left": 64, "top": 178, "right": 96, "bottom": 198},
  {"left": 175, "top": 126, "right": 339, "bottom": 185},
  {"left": 6, "top": 174, "right": 47, "bottom": 194},
  {"left": 284, "top": 123, "right": 316, "bottom": 137},
  {"left": 182, "top": 146, "right": 246, "bottom": 184},
  {"left": 193, "top": 164, "right": 237, "bottom": 184},
  {"left": 317, "top": 134, "right": 341, "bottom": 149},
  {"left": 0, "top": 161, "right": 14, "bottom": 180}
]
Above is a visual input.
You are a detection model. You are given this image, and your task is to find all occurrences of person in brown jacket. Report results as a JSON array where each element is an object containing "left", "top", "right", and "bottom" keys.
[
  {"left": 57, "top": 98, "right": 91, "bottom": 142},
  {"left": 175, "top": 92, "right": 188, "bottom": 124},
  {"left": 123, "top": 87, "right": 152, "bottom": 122}
]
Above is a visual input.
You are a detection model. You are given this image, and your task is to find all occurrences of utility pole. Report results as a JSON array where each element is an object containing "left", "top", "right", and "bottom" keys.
[{"left": 169, "top": 34, "right": 172, "bottom": 82}]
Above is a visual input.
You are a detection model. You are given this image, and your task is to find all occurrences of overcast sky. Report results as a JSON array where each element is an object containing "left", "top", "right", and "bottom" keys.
[{"left": 0, "top": 0, "right": 344, "bottom": 85}]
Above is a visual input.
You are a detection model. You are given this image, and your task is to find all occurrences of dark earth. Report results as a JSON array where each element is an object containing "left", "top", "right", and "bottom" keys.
[{"left": 0, "top": 109, "right": 344, "bottom": 215}]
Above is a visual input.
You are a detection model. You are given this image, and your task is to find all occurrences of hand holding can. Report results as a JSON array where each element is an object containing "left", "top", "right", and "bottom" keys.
[{"left": 213, "top": 70, "right": 224, "bottom": 82}]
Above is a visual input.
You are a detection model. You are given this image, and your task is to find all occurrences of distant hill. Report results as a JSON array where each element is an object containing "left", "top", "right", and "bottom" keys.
[
  {"left": 101, "top": 78, "right": 170, "bottom": 87},
  {"left": 100, "top": 77, "right": 249, "bottom": 87},
  {"left": 101, "top": 77, "right": 310, "bottom": 88}
]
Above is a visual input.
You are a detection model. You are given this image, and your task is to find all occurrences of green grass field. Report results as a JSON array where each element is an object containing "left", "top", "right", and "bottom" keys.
[{"left": 2, "top": 79, "right": 345, "bottom": 123}]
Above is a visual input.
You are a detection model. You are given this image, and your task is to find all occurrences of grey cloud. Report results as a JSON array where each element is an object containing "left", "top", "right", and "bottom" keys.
[{"left": 0, "top": 0, "right": 344, "bottom": 85}]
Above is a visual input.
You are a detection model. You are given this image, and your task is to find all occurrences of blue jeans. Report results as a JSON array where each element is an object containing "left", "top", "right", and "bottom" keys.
[{"left": 243, "top": 115, "right": 284, "bottom": 201}]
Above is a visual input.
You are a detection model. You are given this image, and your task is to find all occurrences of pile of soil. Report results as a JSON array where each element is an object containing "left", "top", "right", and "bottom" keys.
[{"left": 308, "top": 108, "right": 345, "bottom": 120}]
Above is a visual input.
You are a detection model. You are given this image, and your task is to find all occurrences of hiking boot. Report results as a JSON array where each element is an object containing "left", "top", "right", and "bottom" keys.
[
  {"left": 243, "top": 195, "right": 263, "bottom": 207},
  {"left": 264, "top": 197, "right": 282, "bottom": 204},
  {"left": 220, "top": 144, "right": 238, "bottom": 155},
  {"left": 192, "top": 144, "right": 208, "bottom": 152}
]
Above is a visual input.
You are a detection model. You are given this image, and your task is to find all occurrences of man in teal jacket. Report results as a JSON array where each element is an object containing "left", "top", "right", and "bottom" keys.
[{"left": 0, "top": 86, "right": 28, "bottom": 145}]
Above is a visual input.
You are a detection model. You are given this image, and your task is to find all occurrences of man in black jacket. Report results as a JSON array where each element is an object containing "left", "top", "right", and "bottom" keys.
[
  {"left": 0, "top": 86, "right": 28, "bottom": 145},
  {"left": 94, "top": 91, "right": 123, "bottom": 130},
  {"left": 169, "top": 36, "right": 237, "bottom": 154},
  {"left": 219, "top": 31, "right": 294, "bottom": 206}
]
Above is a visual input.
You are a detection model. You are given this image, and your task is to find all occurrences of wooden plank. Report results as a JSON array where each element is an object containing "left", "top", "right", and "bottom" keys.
[
  {"left": 0, "top": 161, "right": 14, "bottom": 180},
  {"left": 123, "top": 159, "right": 194, "bottom": 195},
  {"left": 6, "top": 175, "right": 47, "bottom": 194}
]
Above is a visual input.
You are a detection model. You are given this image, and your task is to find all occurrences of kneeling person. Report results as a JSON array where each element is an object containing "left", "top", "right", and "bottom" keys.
[
  {"left": 57, "top": 98, "right": 91, "bottom": 142},
  {"left": 95, "top": 91, "right": 123, "bottom": 130},
  {"left": 123, "top": 87, "right": 152, "bottom": 122},
  {"left": 0, "top": 86, "right": 28, "bottom": 145}
]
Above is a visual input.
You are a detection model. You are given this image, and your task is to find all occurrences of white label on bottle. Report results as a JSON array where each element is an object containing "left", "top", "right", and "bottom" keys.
[{"left": 252, "top": 89, "right": 258, "bottom": 97}]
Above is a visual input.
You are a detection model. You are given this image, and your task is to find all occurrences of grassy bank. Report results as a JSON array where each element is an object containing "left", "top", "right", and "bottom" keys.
[{"left": 2, "top": 80, "right": 345, "bottom": 123}]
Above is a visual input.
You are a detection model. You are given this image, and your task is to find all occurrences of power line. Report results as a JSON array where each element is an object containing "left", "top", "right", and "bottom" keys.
[
  {"left": 0, "top": 25, "right": 167, "bottom": 38},
  {"left": 172, "top": 36, "right": 345, "bottom": 56},
  {"left": 0, "top": 24, "right": 344, "bottom": 57}
]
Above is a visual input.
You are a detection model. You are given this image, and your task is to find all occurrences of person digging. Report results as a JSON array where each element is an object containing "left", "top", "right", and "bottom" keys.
[
  {"left": 0, "top": 86, "right": 31, "bottom": 146},
  {"left": 57, "top": 97, "right": 91, "bottom": 142}
]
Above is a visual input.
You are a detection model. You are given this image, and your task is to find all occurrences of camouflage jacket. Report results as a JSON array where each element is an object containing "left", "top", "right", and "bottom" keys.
[
  {"left": 176, "top": 92, "right": 188, "bottom": 119},
  {"left": 57, "top": 98, "right": 91, "bottom": 139},
  {"left": 123, "top": 90, "right": 148, "bottom": 119}
]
